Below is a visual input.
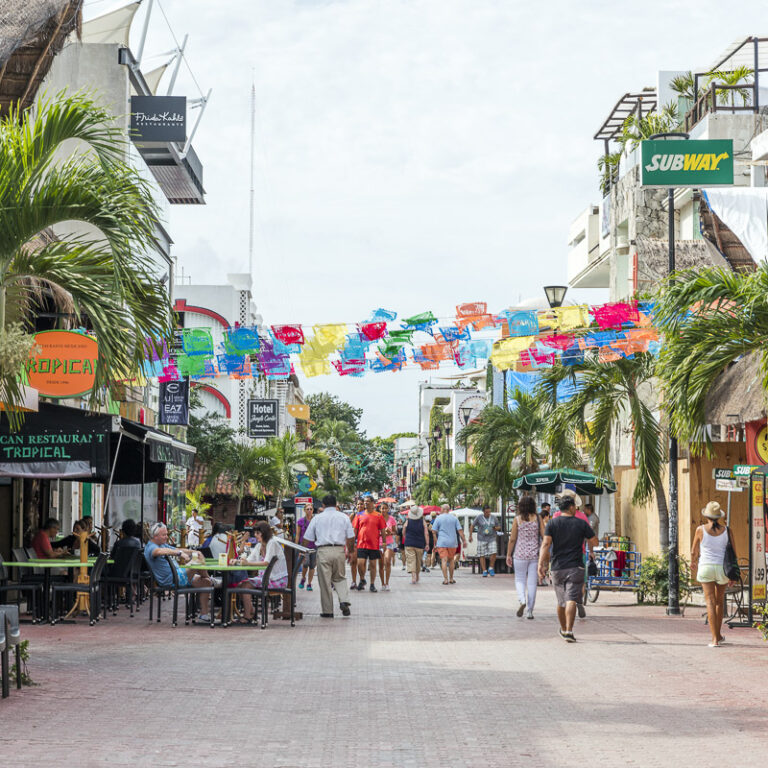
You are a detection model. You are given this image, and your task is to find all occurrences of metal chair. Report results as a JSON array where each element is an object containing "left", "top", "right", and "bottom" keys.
[
  {"left": 103, "top": 547, "right": 142, "bottom": 616},
  {"left": 50, "top": 553, "right": 108, "bottom": 625},
  {"left": 0, "top": 563, "right": 42, "bottom": 623},
  {"left": 223, "top": 556, "right": 278, "bottom": 629},
  {"left": 269, "top": 552, "right": 305, "bottom": 627},
  {"left": 0, "top": 604, "right": 22, "bottom": 698},
  {"left": 148, "top": 556, "right": 215, "bottom": 628}
]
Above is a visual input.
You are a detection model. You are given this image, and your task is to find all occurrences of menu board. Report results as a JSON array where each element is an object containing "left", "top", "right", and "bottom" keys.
[{"left": 752, "top": 478, "right": 766, "bottom": 601}]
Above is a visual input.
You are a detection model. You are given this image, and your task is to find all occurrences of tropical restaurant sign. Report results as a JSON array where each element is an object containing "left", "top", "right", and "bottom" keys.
[
  {"left": 640, "top": 139, "right": 734, "bottom": 187},
  {"left": 26, "top": 330, "right": 98, "bottom": 398}
]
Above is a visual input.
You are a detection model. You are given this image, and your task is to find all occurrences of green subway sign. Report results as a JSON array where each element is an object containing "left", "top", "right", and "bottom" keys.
[{"left": 640, "top": 139, "right": 734, "bottom": 187}]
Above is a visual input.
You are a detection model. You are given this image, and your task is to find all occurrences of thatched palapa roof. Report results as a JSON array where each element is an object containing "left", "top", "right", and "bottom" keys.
[
  {"left": 698, "top": 197, "right": 758, "bottom": 274},
  {"left": 635, "top": 237, "right": 727, "bottom": 291},
  {"left": 705, "top": 353, "right": 767, "bottom": 425},
  {"left": 0, "top": 0, "right": 83, "bottom": 117}
]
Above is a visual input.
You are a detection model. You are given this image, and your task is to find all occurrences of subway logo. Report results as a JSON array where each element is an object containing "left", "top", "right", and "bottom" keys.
[
  {"left": 640, "top": 139, "right": 734, "bottom": 187},
  {"left": 644, "top": 151, "right": 730, "bottom": 172}
]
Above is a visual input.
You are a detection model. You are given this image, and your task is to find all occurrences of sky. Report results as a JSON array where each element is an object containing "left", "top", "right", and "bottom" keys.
[{"left": 86, "top": 0, "right": 768, "bottom": 436}]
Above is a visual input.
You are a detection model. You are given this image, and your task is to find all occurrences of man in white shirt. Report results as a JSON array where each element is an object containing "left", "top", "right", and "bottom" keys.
[
  {"left": 186, "top": 510, "right": 203, "bottom": 547},
  {"left": 302, "top": 494, "right": 355, "bottom": 618}
]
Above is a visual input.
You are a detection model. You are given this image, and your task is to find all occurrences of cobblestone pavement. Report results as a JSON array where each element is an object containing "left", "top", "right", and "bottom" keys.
[{"left": 2, "top": 564, "right": 768, "bottom": 767}]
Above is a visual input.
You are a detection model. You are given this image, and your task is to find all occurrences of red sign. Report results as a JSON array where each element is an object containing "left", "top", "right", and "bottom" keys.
[
  {"left": 26, "top": 330, "right": 98, "bottom": 398},
  {"left": 294, "top": 496, "right": 313, "bottom": 505}
]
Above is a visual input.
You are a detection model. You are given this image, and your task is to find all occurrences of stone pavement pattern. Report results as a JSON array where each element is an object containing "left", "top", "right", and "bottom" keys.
[{"left": 2, "top": 566, "right": 768, "bottom": 768}]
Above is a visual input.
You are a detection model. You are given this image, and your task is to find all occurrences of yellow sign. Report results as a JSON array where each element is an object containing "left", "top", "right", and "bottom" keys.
[
  {"left": 754, "top": 425, "right": 768, "bottom": 465},
  {"left": 753, "top": 479, "right": 764, "bottom": 508},
  {"left": 286, "top": 403, "right": 310, "bottom": 421}
]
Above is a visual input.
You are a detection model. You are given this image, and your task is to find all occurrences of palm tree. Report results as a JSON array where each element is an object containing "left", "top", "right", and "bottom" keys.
[
  {"left": 267, "top": 432, "right": 327, "bottom": 510},
  {"left": 413, "top": 468, "right": 452, "bottom": 505},
  {"left": 449, "top": 463, "right": 492, "bottom": 507},
  {"left": 0, "top": 91, "right": 173, "bottom": 418},
  {"left": 539, "top": 354, "right": 668, "bottom": 548},
  {"left": 185, "top": 484, "right": 212, "bottom": 519},
  {"left": 312, "top": 418, "right": 360, "bottom": 453},
  {"left": 208, "top": 442, "right": 279, "bottom": 515},
  {"left": 706, "top": 66, "right": 754, "bottom": 108},
  {"left": 654, "top": 264, "right": 768, "bottom": 447}
]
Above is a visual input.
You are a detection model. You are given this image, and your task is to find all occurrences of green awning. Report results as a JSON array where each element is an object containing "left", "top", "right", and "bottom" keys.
[{"left": 512, "top": 468, "right": 617, "bottom": 495}]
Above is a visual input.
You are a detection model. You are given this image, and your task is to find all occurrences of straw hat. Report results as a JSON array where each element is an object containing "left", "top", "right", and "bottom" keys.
[
  {"left": 702, "top": 501, "right": 725, "bottom": 520},
  {"left": 557, "top": 488, "right": 583, "bottom": 509},
  {"left": 408, "top": 505, "right": 424, "bottom": 520}
]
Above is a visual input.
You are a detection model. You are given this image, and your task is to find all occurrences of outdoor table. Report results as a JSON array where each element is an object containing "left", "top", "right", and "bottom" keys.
[
  {"left": 180, "top": 560, "right": 265, "bottom": 625},
  {"left": 2, "top": 560, "right": 114, "bottom": 623}
]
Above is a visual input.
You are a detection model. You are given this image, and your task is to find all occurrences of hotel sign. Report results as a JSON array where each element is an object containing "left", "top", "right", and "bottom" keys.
[
  {"left": 248, "top": 399, "right": 279, "bottom": 439},
  {"left": 26, "top": 330, "right": 98, "bottom": 398},
  {"left": 130, "top": 96, "right": 186, "bottom": 142},
  {"left": 640, "top": 139, "right": 734, "bottom": 187}
]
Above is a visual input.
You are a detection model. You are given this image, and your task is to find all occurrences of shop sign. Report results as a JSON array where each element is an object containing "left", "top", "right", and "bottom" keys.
[
  {"left": 247, "top": 399, "right": 279, "bottom": 439},
  {"left": 158, "top": 379, "right": 189, "bottom": 426},
  {"left": 752, "top": 477, "right": 766, "bottom": 601},
  {"left": 713, "top": 468, "right": 735, "bottom": 479},
  {"left": 640, "top": 139, "right": 734, "bottom": 187},
  {"left": 294, "top": 496, "right": 312, "bottom": 505},
  {"left": 734, "top": 464, "right": 759, "bottom": 476},
  {"left": 130, "top": 95, "right": 186, "bottom": 142},
  {"left": 715, "top": 478, "right": 741, "bottom": 492},
  {"left": 26, "top": 330, "right": 98, "bottom": 398}
]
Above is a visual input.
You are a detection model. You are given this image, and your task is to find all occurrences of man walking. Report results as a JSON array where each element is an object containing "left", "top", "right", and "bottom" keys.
[
  {"left": 538, "top": 496, "right": 598, "bottom": 642},
  {"left": 431, "top": 505, "right": 467, "bottom": 585},
  {"left": 353, "top": 498, "right": 387, "bottom": 592},
  {"left": 469, "top": 505, "right": 501, "bottom": 576},
  {"left": 348, "top": 499, "right": 365, "bottom": 589},
  {"left": 302, "top": 494, "right": 355, "bottom": 618}
]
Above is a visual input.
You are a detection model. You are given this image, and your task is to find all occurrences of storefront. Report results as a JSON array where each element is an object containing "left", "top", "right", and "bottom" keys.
[{"left": 0, "top": 402, "right": 195, "bottom": 554}]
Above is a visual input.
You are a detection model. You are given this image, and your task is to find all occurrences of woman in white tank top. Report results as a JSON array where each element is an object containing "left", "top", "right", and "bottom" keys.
[{"left": 691, "top": 501, "right": 738, "bottom": 647}]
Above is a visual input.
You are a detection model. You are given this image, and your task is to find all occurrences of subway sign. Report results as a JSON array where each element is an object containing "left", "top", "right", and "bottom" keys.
[{"left": 640, "top": 139, "right": 734, "bottom": 187}]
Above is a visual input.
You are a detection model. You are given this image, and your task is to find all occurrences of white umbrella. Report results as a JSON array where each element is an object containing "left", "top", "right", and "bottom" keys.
[
  {"left": 398, "top": 499, "right": 415, "bottom": 508},
  {"left": 452, "top": 507, "right": 481, "bottom": 516}
]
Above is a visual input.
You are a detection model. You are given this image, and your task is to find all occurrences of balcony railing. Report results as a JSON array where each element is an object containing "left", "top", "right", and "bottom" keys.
[{"left": 683, "top": 82, "right": 758, "bottom": 133}]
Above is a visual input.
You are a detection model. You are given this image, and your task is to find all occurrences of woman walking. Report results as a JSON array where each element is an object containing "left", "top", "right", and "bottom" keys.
[
  {"left": 402, "top": 506, "right": 429, "bottom": 584},
  {"left": 506, "top": 495, "right": 545, "bottom": 619},
  {"left": 691, "top": 501, "right": 738, "bottom": 647}
]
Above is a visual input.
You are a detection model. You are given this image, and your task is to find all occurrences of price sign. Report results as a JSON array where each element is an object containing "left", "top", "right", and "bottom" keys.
[
  {"left": 715, "top": 478, "right": 741, "bottom": 493},
  {"left": 752, "top": 478, "right": 766, "bottom": 602}
]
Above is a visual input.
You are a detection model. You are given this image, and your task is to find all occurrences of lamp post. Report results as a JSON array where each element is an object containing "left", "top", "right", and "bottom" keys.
[
  {"left": 459, "top": 406, "right": 473, "bottom": 464},
  {"left": 544, "top": 285, "right": 568, "bottom": 309}
]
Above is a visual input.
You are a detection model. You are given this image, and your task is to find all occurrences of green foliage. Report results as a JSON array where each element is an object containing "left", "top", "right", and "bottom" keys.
[
  {"left": 10, "top": 639, "right": 34, "bottom": 686},
  {"left": 0, "top": 91, "right": 173, "bottom": 412},
  {"left": 266, "top": 431, "right": 327, "bottom": 504},
  {"left": 636, "top": 552, "right": 691, "bottom": 605},
  {"left": 414, "top": 465, "right": 492, "bottom": 507},
  {"left": 208, "top": 442, "right": 280, "bottom": 514},
  {"left": 187, "top": 407, "right": 239, "bottom": 466},
  {"left": 306, "top": 392, "right": 362, "bottom": 431},
  {"left": 185, "top": 484, "right": 211, "bottom": 518},
  {"left": 752, "top": 603, "right": 768, "bottom": 642}
]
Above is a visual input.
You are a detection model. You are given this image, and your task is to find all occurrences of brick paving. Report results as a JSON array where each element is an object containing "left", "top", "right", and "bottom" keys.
[{"left": 2, "top": 564, "right": 768, "bottom": 767}]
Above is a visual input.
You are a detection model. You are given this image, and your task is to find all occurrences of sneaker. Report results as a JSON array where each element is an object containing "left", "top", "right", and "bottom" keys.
[
  {"left": 482, "top": 570, "right": 488, "bottom": 577},
  {"left": 516, "top": 602, "right": 526, "bottom": 617},
  {"left": 577, "top": 604, "right": 586, "bottom": 618},
  {"left": 489, "top": 568, "right": 495, "bottom": 577},
  {"left": 299, "top": 581, "right": 305, "bottom": 589},
  {"left": 359, "top": 579, "right": 367, "bottom": 589},
  {"left": 383, "top": 584, "right": 390, "bottom": 591},
  {"left": 369, "top": 584, "right": 377, "bottom": 593},
  {"left": 401, "top": 565, "right": 406, "bottom": 570},
  {"left": 559, "top": 629, "right": 576, "bottom": 642},
  {"left": 526, "top": 612, "right": 534, "bottom": 620},
  {"left": 306, "top": 584, "right": 313, "bottom": 591},
  {"left": 197, "top": 613, "right": 211, "bottom": 623}
]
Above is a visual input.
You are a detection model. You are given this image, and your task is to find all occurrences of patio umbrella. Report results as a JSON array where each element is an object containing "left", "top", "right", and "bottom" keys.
[
  {"left": 452, "top": 507, "right": 481, "bottom": 516},
  {"left": 512, "top": 468, "right": 616, "bottom": 495},
  {"left": 398, "top": 499, "right": 415, "bottom": 508},
  {"left": 378, "top": 497, "right": 397, "bottom": 503}
]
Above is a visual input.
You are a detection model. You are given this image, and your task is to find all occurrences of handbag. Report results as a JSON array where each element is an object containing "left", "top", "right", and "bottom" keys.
[
  {"left": 723, "top": 527, "right": 740, "bottom": 582},
  {"left": 587, "top": 557, "right": 598, "bottom": 577}
]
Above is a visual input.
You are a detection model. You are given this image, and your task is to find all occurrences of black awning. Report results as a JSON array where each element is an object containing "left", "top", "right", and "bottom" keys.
[{"left": 0, "top": 402, "right": 114, "bottom": 479}]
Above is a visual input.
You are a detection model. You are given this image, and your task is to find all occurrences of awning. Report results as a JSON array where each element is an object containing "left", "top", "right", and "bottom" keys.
[
  {"left": 513, "top": 468, "right": 617, "bottom": 495},
  {"left": 0, "top": 402, "right": 195, "bottom": 481}
]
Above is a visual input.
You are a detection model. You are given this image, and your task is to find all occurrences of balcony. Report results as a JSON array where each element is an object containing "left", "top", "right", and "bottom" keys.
[{"left": 567, "top": 206, "right": 609, "bottom": 289}]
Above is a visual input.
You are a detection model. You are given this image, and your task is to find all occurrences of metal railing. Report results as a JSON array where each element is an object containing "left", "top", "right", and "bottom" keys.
[{"left": 683, "top": 82, "right": 758, "bottom": 132}]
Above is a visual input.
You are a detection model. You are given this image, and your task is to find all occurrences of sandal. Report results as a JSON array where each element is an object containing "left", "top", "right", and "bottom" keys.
[
  {"left": 449, "top": 580, "right": 456, "bottom": 584},
  {"left": 442, "top": 580, "right": 449, "bottom": 585}
]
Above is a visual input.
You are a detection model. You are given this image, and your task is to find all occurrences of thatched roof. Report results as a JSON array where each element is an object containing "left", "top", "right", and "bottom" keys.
[
  {"left": 635, "top": 237, "right": 727, "bottom": 290},
  {"left": 705, "top": 353, "right": 767, "bottom": 425},
  {"left": 0, "top": 0, "right": 83, "bottom": 117},
  {"left": 698, "top": 197, "right": 757, "bottom": 273}
]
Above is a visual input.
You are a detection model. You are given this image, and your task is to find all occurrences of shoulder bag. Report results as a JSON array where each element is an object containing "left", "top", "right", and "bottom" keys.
[{"left": 724, "top": 526, "right": 740, "bottom": 582}]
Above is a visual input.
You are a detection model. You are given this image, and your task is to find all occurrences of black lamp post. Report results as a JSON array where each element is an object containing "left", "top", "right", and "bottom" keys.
[
  {"left": 459, "top": 406, "right": 473, "bottom": 463},
  {"left": 544, "top": 285, "right": 568, "bottom": 308}
]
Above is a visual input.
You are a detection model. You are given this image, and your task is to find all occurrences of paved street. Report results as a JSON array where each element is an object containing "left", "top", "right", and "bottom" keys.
[{"left": 2, "top": 567, "right": 767, "bottom": 767}]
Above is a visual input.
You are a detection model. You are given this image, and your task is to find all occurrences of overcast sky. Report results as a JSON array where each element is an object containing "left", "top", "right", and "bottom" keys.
[{"left": 87, "top": 0, "right": 766, "bottom": 436}]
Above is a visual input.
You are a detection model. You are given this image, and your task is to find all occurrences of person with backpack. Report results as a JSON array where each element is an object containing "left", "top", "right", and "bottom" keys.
[{"left": 690, "top": 501, "right": 739, "bottom": 647}]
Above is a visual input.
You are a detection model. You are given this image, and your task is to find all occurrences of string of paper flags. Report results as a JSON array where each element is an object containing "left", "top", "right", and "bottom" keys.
[{"left": 141, "top": 300, "right": 659, "bottom": 382}]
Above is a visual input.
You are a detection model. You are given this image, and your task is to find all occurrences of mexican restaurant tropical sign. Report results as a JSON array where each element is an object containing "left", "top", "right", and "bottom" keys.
[
  {"left": 640, "top": 139, "right": 734, "bottom": 187},
  {"left": 25, "top": 330, "right": 98, "bottom": 398}
]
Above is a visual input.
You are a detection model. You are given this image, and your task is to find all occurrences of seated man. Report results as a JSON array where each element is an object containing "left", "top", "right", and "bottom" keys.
[
  {"left": 144, "top": 522, "right": 214, "bottom": 621},
  {"left": 31, "top": 517, "right": 68, "bottom": 558},
  {"left": 110, "top": 519, "right": 142, "bottom": 559}
]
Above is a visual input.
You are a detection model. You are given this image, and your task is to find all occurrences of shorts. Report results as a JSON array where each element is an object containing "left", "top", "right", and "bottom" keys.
[
  {"left": 697, "top": 563, "right": 729, "bottom": 585},
  {"left": 305, "top": 550, "right": 317, "bottom": 569},
  {"left": 476, "top": 539, "right": 497, "bottom": 558},
  {"left": 405, "top": 547, "right": 423, "bottom": 573},
  {"left": 551, "top": 567, "right": 585, "bottom": 607},
  {"left": 236, "top": 575, "right": 288, "bottom": 589},
  {"left": 385, "top": 542, "right": 398, "bottom": 551},
  {"left": 357, "top": 547, "right": 381, "bottom": 560},
  {"left": 436, "top": 547, "right": 457, "bottom": 560}
]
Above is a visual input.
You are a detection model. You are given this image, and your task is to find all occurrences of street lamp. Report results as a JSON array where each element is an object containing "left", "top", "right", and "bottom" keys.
[
  {"left": 544, "top": 285, "right": 568, "bottom": 308},
  {"left": 459, "top": 406, "right": 473, "bottom": 464}
]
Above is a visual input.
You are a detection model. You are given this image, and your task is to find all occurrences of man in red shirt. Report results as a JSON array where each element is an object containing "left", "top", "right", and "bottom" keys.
[
  {"left": 31, "top": 517, "right": 68, "bottom": 559},
  {"left": 353, "top": 498, "right": 387, "bottom": 592}
]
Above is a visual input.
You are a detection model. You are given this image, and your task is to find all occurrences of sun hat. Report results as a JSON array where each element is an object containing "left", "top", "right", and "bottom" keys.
[
  {"left": 557, "top": 488, "right": 583, "bottom": 509},
  {"left": 408, "top": 505, "right": 424, "bottom": 520},
  {"left": 702, "top": 501, "right": 725, "bottom": 520}
]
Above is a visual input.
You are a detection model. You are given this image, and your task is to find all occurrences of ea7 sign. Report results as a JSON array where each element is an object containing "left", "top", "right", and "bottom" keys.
[
  {"left": 158, "top": 379, "right": 189, "bottom": 426},
  {"left": 130, "top": 96, "right": 186, "bottom": 142},
  {"left": 247, "top": 399, "right": 279, "bottom": 439},
  {"left": 640, "top": 139, "right": 733, "bottom": 187}
]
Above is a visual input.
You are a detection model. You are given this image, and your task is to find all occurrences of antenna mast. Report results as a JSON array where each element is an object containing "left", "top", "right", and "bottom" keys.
[{"left": 248, "top": 77, "right": 255, "bottom": 279}]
